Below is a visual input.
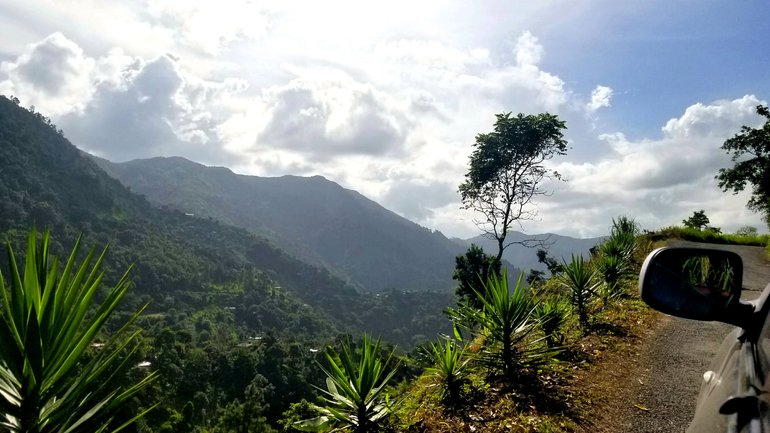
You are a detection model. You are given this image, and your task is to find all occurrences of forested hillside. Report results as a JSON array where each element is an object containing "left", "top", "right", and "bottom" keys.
[
  {"left": 94, "top": 156, "right": 475, "bottom": 292},
  {"left": 0, "top": 95, "right": 454, "bottom": 430}
]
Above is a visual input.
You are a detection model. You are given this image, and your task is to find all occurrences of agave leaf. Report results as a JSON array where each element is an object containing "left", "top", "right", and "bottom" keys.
[
  {"left": 307, "top": 335, "right": 399, "bottom": 432},
  {"left": 0, "top": 230, "right": 156, "bottom": 433},
  {"left": 294, "top": 415, "right": 333, "bottom": 432}
]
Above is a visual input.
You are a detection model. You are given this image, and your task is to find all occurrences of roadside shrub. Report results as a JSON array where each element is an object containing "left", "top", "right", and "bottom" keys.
[
  {"left": 450, "top": 271, "right": 554, "bottom": 381},
  {"left": 0, "top": 230, "right": 157, "bottom": 433},
  {"left": 423, "top": 338, "right": 469, "bottom": 405},
  {"left": 595, "top": 252, "right": 631, "bottom": 303},
  {"left": 633, "top": 236, "right": 655, "bottom": 265},
  {"left": 558, "top": 255, "right": 600, "bottom": 331},
  {"left": 534, "top": 296, "right": 571, "bottom": 348},
  {"left": 649, "top": 226, "right": 769, "bottom": 246}
]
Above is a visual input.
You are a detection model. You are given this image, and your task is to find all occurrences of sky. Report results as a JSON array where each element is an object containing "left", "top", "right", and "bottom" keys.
[{"left": 1, "top": 0, "right": 768, "bottom": 238}]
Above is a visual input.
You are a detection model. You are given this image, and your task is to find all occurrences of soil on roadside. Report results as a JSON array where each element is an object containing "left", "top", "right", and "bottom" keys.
[{"left": 575, "top": 243, "right": 770, "bottom": 433}]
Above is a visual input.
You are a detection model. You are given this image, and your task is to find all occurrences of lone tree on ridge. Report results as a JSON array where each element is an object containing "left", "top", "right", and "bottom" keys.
[{"left": 458, "top": 112, "right": 568, "bottom": 264}]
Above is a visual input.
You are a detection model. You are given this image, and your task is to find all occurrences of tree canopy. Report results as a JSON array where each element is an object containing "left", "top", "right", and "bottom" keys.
[
  {"left": 453, "top": 244, "right": 501, "bottom": 308},
  {"left": 717, "top": 104, "right": 770, "bottom": 228},
  {"left": 682, "top": 210, "right": 710, "bottom": 230},
  {"left": 459, "top": 112, "right": 568, "bottom": 263}
]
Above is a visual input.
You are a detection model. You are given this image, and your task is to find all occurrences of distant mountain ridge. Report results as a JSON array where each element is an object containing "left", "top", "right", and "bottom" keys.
[
  {"left": 462, "top": 231, "right": 605, "bottom": 275},
  {"left": 0, "top": 95, "right": 457, "bottom": 347},
  {"left": 94, "top": 156, "right": 526, "bottom": 292}
]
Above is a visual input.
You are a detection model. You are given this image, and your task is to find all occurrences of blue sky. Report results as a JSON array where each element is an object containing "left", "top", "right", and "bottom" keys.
[{"left": 0, "top": 0, "right": 768, "bottom": 237}]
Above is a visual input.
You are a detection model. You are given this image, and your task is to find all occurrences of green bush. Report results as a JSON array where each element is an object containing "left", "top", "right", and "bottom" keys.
[
  {"left": 423, "top": 338, "right": 469, "bottom": 404},
  {"left": 649, "top": 226, "right": 769, "bottom": 246},
  {"left": 296, "top": 335, "right": 399, "bottom": 433},
  {"left": 450, "top": 271, "right": 555, "bottom": 381},
  {"left": 533, "top": 297, "right": 571, "bottom": 348},
  {"left": 558, "top": 255, "right": 600, "bottom": 330}
]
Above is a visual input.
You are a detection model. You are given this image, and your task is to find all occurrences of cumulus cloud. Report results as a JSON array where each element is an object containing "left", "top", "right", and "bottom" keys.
[
  {"left": 662, "top": 95, "right": 761, "bottom": 138},
  {"left": 537, "top": 95, "right": 768, "bottom": 236},
  {"left": 0, "top": 33, "right": 249, "bottom": 164},
  {"left": 59, "top": 55, "right": 247, "bottom": 163},
  {"left": 371, "top": 31, "right": 568, "bottom": 115},
  {"left": 255, "top": 69, "right": 410, "bottom": 161},
  {"left": 0, "top": 33, "right": 96, "bottom": 114},
  {"left": 513, "top": 31, "right": 544, "bottom": 66},
  {"left": 586, "top": 85, "right": 613, "bottom": 113}
]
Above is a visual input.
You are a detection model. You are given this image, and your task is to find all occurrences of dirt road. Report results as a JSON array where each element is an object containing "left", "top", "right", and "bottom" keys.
[{"left": 589, "top": 243, "right": 770, "bottom": 433}]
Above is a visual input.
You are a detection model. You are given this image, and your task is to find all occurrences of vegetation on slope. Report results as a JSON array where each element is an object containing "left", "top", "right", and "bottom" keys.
[
  {"left": 0, "top": 95, "right": 455, "bottom": 432},
  {"left": 94, "top": 156, "right": 466, "bottom": 292},
  {"left": 647, "top": 226, "right": 769, "bottom": 247},
  {"left": 7, "top": 93, "right": 762, "bottom": 433}
]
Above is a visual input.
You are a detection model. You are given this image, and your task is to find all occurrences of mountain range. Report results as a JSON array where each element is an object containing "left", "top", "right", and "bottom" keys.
[
  {"left": 0, "top": 94, "right": 603, "bottom": 346},
  {"left": 0, "top": 95, "right": 454, "bottom": 347},
  {"left": 93, "top": 156, "right": 603, "bottom": 290},
  {"left": 461, "top": 232, "right": 604, "bottom": 276},
  {"left": 94, "top": 156, "right": 525, "bottom": 292}
]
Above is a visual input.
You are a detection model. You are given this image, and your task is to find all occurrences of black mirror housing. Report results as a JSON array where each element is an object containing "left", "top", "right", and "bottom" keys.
[{"left": 639, "top": 247, "right": 751, "bottom": 327}]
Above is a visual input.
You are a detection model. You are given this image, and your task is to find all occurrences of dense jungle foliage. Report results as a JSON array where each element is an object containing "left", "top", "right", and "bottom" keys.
[{"left": 0, "top": 95, "right": 454, "bottom": 432}]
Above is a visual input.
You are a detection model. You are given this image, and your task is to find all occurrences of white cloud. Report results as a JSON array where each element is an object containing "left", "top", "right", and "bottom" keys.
[
  {"left": 81, "top": 59, "right": 245, "bottom": 163},
  {"left": 514, "top": 31, "right": 544, "bottom": 66},
  {"left": 141, "top": 0, "right": 271, "bottom": 55},
  {"left": 536, "top": 95, "right": 768, "bottom": 236},
  {"left": 0, "top": 33, "right": 96, "bottom": 115},
  {"left": 586, "top": 85, "right": 613, "bottom": 113},
  {"left": 662, "top": 95, "right": 761, "bottom": 139},
  {"left": 254, "top": 68, "right": 411, "bottom": 161},
  {"left": 0, "top": 33, "right": 250, "bottom": 164}
]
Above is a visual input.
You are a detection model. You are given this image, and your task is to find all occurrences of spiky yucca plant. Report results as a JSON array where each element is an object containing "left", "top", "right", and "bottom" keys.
[
  {"left": 534, "top": 297, "right": 571, "bottom": 348},
  {"left": 558, "top": 255, "right": 600, "bottom": 330},
  {"left": 595, "top": 252, "right": 631, "bottom": 303},
  {"left": 423, "top": 338, "right": 469, "bottom": 404},
  {"left": 296, "top": 335, "right": 399, "bottom": 433},
  {"left": 0, "top": 230, "right": 156, "bottom": 433},
  {"left": 594, "top": 216, "right": 639, "bottom": 305},
  {"left": 453, "top": 271, "right": 554, "bottom": 381}
]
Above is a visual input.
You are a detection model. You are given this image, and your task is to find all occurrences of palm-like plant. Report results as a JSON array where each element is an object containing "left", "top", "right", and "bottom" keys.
[
  {"left": 0, "top": 230, "right": 156, "bottom": 433},
  {"left": 594, "top": 216, "right": 639, "bottom": 305},
  {"left": 533, "top": 297, "right": 571, "bottom": 348},
  {"left": 454, "top": 271, "right": 553, "bottom": 380},
  {"left": 296, "top": 335, "right": 399, "bottom": 433},
  {"left": 558, "top": 255, "right": 600, "bottom": 330},
  {"left": 595, "top": 252, "right": 631, "bottom": 303},
  {"left": 423, "top": 338, "right": 469, "bottom": 404}
]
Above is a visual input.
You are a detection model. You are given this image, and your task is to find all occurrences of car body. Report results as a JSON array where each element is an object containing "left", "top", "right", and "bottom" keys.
[{"left": 639, "top": 247, "right": 770, "bottom": 433}]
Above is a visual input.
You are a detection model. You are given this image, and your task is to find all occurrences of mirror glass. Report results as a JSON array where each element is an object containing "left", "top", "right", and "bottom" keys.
[{"left": 640, "top": 248, "right": 743, "bottom": 320}]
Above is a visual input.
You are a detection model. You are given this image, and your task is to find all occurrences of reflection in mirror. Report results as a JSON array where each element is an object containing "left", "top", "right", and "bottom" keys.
[{"left": 640, "top": 248, "right": 743, "bottom": 321}]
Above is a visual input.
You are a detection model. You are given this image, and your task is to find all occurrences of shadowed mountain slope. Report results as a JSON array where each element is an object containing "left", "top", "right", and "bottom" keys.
[
  {"left": 0, "top": 95, "right": 453, "bottom": 346},
  {"left": 95, "top": 156, "right": 516, "bottom": 292}
]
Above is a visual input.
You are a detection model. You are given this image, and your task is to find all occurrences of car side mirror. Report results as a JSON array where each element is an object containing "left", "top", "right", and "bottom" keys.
[{"left": 639, "top": 247, "right": 751, "bottom": 327}]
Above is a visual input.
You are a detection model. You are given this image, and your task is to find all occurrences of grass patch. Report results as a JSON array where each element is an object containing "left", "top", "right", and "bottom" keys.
[{"left": 647, "top": 226, "right": 770, "bottom": 246}]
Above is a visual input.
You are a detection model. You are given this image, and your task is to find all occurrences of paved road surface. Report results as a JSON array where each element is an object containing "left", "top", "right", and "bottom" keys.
[{"left": 594, "top": 243, "right": 770, "bottom": 433}]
